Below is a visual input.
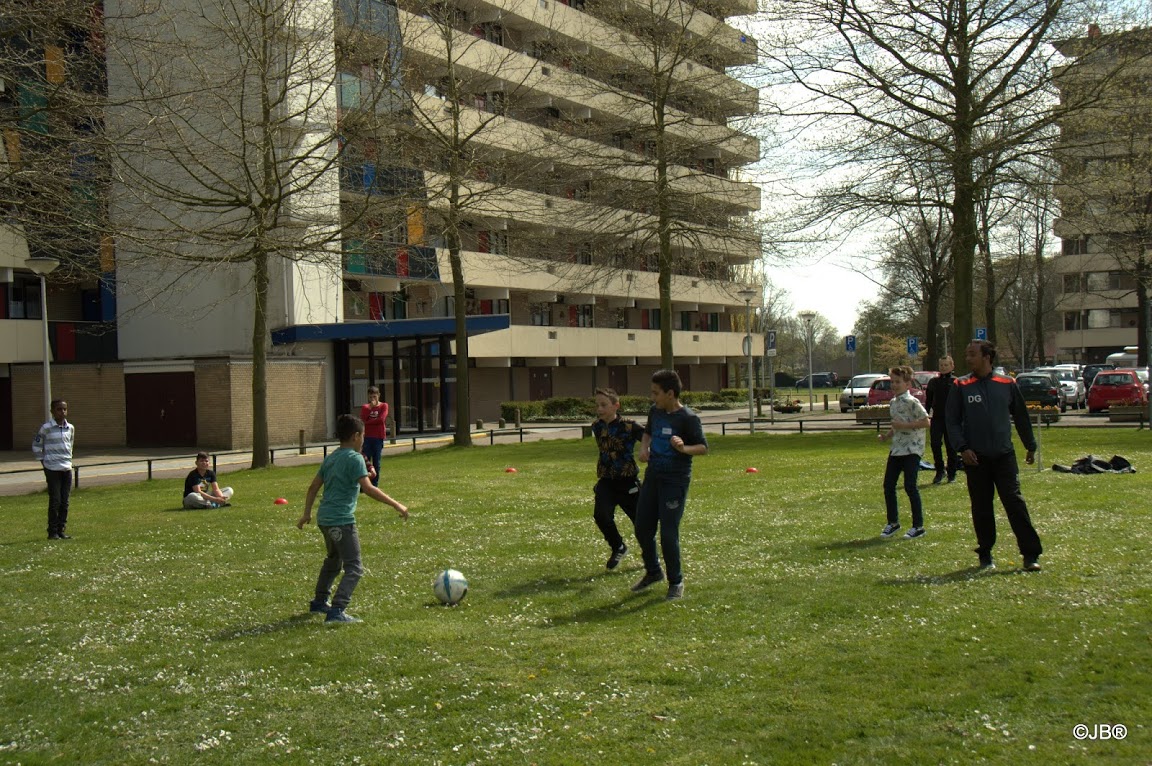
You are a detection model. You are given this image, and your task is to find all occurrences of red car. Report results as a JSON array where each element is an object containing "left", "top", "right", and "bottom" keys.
[
  {"left": 867, "top": 376, "right": 928, "bottom": 406},
  {"left": 1087, "top": 369, "right": 1148, "bottom": 413}
]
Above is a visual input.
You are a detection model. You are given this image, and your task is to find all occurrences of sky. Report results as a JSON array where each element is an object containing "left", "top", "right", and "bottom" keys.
[{"left": 771, "top": 258, "right": 877, "bottom": 337}]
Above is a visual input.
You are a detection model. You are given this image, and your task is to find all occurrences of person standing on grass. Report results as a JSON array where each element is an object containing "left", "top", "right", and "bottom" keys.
[
  {"left": 878, "top": 366, "right": 930, "bottom": 540},
  {"left": 360, "top": 386, "right": 388, "bottom": 487},
  {"left": 296, "top": 414, "right": 408, "bottom": 624},
  {"left": 925, "top": 355, "right": 960, "bottom": 484},
  {"left": 591, "top": 388, "right": 645, "bottom": 570},
  {"left": 32, "top": 399, "right": 75, "bottom": 540},
  {"left": 182, "top": 452, "right": 234, "bottom": 509},
  {"left": 945, "top": 340, "right": 1044, "bottom": 572},
  {"left": 631, "top": 369, "right": 708, "bottom": 600}
]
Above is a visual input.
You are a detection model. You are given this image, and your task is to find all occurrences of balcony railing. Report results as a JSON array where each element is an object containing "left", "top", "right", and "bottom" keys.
[{"left": 345, "top": 242, "right": 440, "bottom": 281}]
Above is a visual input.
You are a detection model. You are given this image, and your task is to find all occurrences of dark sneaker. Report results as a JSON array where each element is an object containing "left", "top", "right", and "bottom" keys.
[
  {"left": 977, "top": 550, "right": 995, "bottom": 570},
  {"left": 1022, "top": 559, "right": 1042, "bottom": 572},
  {"left": 666, "top": 582, "right": 684, "bottom": 600},
  {"left": 903, "top": 526, "right": 925, "bottom": 539},
  {"left": 881, "top": 522, "right": 901, "bottom": 538},
  {"left": 948, "top": 475, "right": 957, "bottom": 483},
  {"left": 932, "top": 473, "right": 944, "bottom": 485},
  {"left": 219, "top": 502, "right": 231, "bottom": 508},
  {"left": 309, "top": 599, "right": 330, "bottom": 614},
  {"left": 606, "top": 544, "right": 628, "bottom": 570},
  {"left": 57, "top": 533, "right": 72, "bottom": 539},
  {"left": 631, "top": 571, "right": 664, "bottom": 592},
  {"left": 48, "top": 533, "right": 61, "bottom": 540},
  {"left": 325, "top": 609, "right": 362, "bottom": 624}
]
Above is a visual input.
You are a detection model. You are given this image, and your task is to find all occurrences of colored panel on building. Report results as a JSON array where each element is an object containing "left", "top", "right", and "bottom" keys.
[
  {"left": 406, "top": 205, "right": 424, "bottom": 244},
  {"left": 54, "top": 322, "right": 76, "bottom": 361},
  {"left": 369, "top": 293, "right": 384, "bottom": 320}
]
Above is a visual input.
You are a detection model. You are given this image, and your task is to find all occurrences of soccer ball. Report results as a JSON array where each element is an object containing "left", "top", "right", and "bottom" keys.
[{"left": 432, "top": 569, "right": 468, "bottom": 605}]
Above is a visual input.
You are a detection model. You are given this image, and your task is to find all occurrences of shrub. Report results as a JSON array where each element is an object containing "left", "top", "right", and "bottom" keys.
[
  {"left": 500, "top": 400, "right": 543, "bottom": 421},
  {"left": 544, "top": 397, "right": 596, "bottom": 418}
]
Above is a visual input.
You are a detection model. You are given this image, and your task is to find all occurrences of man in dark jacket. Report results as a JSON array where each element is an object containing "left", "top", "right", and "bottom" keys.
[
  {"left": 924, "top": 355, "right": 959, "bottom": 483},
  {"left": 945, "top": 340, "right": 1044, "bottom": 572}
]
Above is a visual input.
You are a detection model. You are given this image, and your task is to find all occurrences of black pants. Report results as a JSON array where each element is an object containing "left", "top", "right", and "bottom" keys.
[
  {"left": 593, "top": 477, "right": 640, "bottom": 551},
  {"left": 965, "top": 451, "right": 1043, "bottom": 559},
  {"left": 930, "top": 419, "right": 958, "bottom": 478},
  {"left": 44, "top": 469, "right": 73, "bottom": 535},
  {"left": 883, "top": 453, "right": 923, "bottom": 528}
]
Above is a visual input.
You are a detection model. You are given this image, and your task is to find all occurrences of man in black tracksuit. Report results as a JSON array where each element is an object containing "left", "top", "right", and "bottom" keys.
[
  {"left": 924, "top": 355, "right": 959, "bottom": 483},
  {"left": 945, "top": 340, "right": 1044, "bottom": 571}
]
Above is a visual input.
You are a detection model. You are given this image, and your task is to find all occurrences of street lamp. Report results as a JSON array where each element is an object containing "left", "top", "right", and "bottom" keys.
[
  {"left": 799, "top": 310, "right": 816, "bottom": 411},
  {"left": 25, "top": 256, "right": 60, "bottom": 420},
  {"left": 939, "top": 321, "right": 951, "bottom": 359},
  {"left": 737, "top": 288, "right": 757, "bottom": 434}
]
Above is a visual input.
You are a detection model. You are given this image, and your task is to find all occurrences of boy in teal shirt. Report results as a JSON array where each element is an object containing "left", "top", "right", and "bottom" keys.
[{"left": 296, "top": 414, "right": 409, "bottom": 624}]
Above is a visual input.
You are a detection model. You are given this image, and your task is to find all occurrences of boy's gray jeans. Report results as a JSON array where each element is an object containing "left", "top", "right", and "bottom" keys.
[{"left": 315, "top": 524, "right": 362, "bottom": 611}]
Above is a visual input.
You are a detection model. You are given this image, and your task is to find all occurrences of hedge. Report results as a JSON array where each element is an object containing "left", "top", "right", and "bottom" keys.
[{"left": 499, "top": 390, "right": 752, "bottom": 422}]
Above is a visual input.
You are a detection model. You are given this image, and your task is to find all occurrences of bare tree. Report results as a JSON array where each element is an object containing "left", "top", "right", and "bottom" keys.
[
  {"left": 104, "top": 0, "right": 395, "bottom": 466},
  {"left": 760, "top": 0, "right": 1089, "bottom": 345}
]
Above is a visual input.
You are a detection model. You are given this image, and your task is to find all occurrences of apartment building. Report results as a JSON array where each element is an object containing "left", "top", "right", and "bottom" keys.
[
  {"left": 2, "top": 0, "right": 762, "bottom": 449},
  {"left": 1052, "top": 25, "right": 1152, "bottom": 364}
]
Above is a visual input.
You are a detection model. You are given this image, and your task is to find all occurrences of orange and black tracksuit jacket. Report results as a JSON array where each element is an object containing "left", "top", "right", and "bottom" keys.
[{"left": 944, "top": 372, "right": 1037, "bottom": 457}]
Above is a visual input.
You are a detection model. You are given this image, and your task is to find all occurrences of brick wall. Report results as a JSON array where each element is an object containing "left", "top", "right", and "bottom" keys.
[
  {"left": 11, "top": 363, "right": 127, "bottom": 448},
  {"left": 197, "top": 358, "right": 328, "bottom": 449}
]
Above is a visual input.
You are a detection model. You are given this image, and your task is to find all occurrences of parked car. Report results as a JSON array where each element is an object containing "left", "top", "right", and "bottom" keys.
[
  {"left": 866, "top": 376, "right": 927, "bottom": 407},
  {"left": 913, "top": 370, "right": 939, "bottom": 388},
  {"left": 1082, "top": 363, "right": 1115, "bottom": 390},
  {"left": 839, "top": 373, "right": 886, "bottom": 412},
  {"left": 1087, "top": 369, "right": 1148, "bottom": 413},
  {"left": 1034, "top": 366, "right": 1086, "bottom": 410},
  {"left": 1015, "top": 372, "right": 1065, "bottom": 412},
  {"left": 796, "top": 372, "right": 837, "bottom": 389}
]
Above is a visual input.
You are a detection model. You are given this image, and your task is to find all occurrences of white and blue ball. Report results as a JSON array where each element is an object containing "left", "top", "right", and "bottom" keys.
[{"left": 433, "top": 568, "right": 468, "bottom": 605}]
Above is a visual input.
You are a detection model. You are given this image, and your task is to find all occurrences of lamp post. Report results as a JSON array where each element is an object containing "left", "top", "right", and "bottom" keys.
[
  {"left": 939, "top": 321, "right": 951, "bottom": 359},
  {"left": 25, "top": 256, "right": 60, "bottom": 420},
  {"left": 737, "top": 289, "right": 757, "bottom": 434},
  {"left": 799, "top": 310, "right": 816, "bottom": 411}
]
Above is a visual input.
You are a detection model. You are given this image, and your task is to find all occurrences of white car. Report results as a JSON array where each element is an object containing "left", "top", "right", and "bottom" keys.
[
  {"left": 839, "top": 373, "right": 886, "bottom": 412},
  {"left": 1034, "top": 366, "right": 1086, "bottom": 409}
]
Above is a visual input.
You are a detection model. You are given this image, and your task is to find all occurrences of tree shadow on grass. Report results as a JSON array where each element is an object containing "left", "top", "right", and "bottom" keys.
[
  {"left": 540, "top": 591, "right": 665, "bottom": 628},
  {"left": 213, "top": 613, "right": 315, "bottom": 641},
  {"left": 878, "top": 567, "right": 1022, "bottom": 586},
  {"left": 817, "top": 537, "right": 889, "bottom": 551},
  {"left": 491, "top": 567, "right": 644, "bottom": 600}
]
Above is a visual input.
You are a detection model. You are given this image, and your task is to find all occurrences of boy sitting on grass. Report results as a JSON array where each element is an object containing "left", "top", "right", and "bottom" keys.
[
  {"left": 296, "top": 414, "right": 408, "bottom": 624},
  {"left": 183, "top": 452, "right": 233, "bottom": 509}
]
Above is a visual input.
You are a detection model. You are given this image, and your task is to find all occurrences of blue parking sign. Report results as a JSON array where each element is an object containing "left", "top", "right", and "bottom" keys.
[
  {"left": 907, "top": 336, "right": 919, "bottom": 355},
  {"left": 975, "top": 327, "right": 987, "bottom": 340},
  {"left": 845, "top": 335, "right": 856, "bottom": 353}
]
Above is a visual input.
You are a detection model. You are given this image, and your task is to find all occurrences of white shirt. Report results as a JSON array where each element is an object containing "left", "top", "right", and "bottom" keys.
[
  {"left": 32, "top": 418, "right": 75, "bottom": 471},
  {"left": 888, "top": 392, "right": 928, "bottom": 457}
]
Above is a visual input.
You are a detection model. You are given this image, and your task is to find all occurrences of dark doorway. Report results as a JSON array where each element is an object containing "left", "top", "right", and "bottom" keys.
[
  {"left": 608, "top": 365, "right": 628, "bottom": 395},
  {"left": 675, "top": 364, "right": 692, "bottom": 392},
  {"left": 529, "top": 367, "right": 553, "bottom": 400},
  {"left": 125, "top": 372, "right": 197, "bottom": 447},
  {"left": 0, "top": 376, "right": 11, "bottom": 450}
]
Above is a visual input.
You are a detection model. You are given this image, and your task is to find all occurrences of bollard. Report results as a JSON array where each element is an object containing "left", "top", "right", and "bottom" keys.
[
  {"left": 299, "top": 429, "right": 306, "bottom": 455},
  {"left": 756, "top": 397, "right": 762, "bottom": 417},
  {"left": 387, "top": 415, "right": 397, "bottom": 444},
  {"left": 581, "top": 425, "right": 592, "bottom": 438},
  {"left": 475, "top": 418, "right": 483, "bottom": 429},
  {"left": 823, "top": 394, "right": 829, "bottom": 411},
  {"left": 498, "top": 417, "right": 506, "bottom": 428},
  {"left": 515, "top": 408, "right": 521, "bottom": 428}
]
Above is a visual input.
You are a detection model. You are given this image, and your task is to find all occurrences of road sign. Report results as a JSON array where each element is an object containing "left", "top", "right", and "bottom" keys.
[
  {"left": 845, "top": 334, "right": 857, "bottom": 353},
  {"left": 907, "top": 336, "right": 919, "bottom": 356},
  {"left": 975, "top": 327, "right": 987, "bottom": 340},
  {"left": 765, "top": 330, "right": 777, "bottom": 357}
]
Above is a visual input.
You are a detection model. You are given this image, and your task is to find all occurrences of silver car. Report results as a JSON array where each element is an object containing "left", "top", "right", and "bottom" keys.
[
  {"left": 839, "top": 373, "right": 886, "bottom": 412},
  {"left": 1034, "top": 366, "right": 1085, "bottom": 410}
]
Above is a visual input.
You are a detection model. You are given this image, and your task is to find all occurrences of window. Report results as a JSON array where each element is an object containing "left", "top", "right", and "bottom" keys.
[
  {"left": 1086, "top": 271, "right": 1125, "bottom": 291},
  {"left": 7, "top": 275, "right": 42, "bottom": 319},
  {"left": 530, "top": 303, "right": 552, "bottom": 326},
  {"left": 678, "top": 311, "right": 694, "bottom": 331},
  {"left": 476, "top": 230, "right": 508, "bottom": 255},
  {"left": 1063, "top": 311, "right": 1083, "bottom": 330},
  {"left": 1087, "top": 309, "right": 1123, "bottom": 329},
  {"left": 640, "top": 308, "right": 660, "bottom": 329},
  {"left": 1062, "top": 273, "right": 1082, "bottom": 293},
  {"left": 1062, "top": 236, "right": 1089, "bottom": 255}
]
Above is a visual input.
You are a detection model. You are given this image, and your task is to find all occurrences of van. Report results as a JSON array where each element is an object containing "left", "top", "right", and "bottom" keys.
[{"left": 1106, "top": 350, "right": 1137, "bottom": 367}]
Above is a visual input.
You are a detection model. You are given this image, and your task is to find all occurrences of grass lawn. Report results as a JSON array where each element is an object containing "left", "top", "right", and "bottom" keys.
[{"left": 1, "top": 428, "right": 1149, "bottom": 765}]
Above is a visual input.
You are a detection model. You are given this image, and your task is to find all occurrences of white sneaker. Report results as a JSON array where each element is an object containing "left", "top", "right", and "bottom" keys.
[{"left": 903, "top": 527, "right": 925, "bottom": 539}]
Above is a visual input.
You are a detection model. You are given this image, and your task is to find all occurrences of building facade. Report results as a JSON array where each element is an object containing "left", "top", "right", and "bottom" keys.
[{"left": 2, "top": 0, "right": 763, "bottom": 450}]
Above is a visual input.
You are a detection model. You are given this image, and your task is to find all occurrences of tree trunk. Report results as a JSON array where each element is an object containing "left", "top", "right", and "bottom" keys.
[
  {"left": 446, "top": 188, "right": 472, "bottom": 447},
  {"left": 1032, "top": 244, "right": 1045, "bottom": 367},
  {"left": 982, "top": 240, "right": 997, "bottom": 348},
  {"left": 250, "top": 250, "right": 270, "bottom": 468}
]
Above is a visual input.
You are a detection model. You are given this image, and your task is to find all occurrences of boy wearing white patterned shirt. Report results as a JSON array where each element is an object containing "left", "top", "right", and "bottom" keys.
[
  {"left": 32, "top": 399, "right": 76, "bottom": 540},
  {"left": 878, "top": 366, "right": 930, "bottom": 539}
]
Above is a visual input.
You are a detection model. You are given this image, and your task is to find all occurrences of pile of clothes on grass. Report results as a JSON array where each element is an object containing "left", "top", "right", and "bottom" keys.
[{"left": 1052, "top": 455, "right": 1136, "bottom": 474}]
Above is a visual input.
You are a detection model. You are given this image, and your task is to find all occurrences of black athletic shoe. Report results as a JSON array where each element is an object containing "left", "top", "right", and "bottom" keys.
[
  {"left": 606, "top": 544, "right": 628, "bottom": 570},
  {"left": 977, "top": 550, "right": 995, "bottom": 570},
  {"left": 881, "top": 522, "right": 901, "bottom": 538},
  {"left": 1022, "top": 559, "right": 1042, "bottom": 572},
  {"left": 932, "top": 473, "right": 944, "bottom": 485},
  {"left": 631, "top": 571, "right": 664, "bottom": 592}
]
